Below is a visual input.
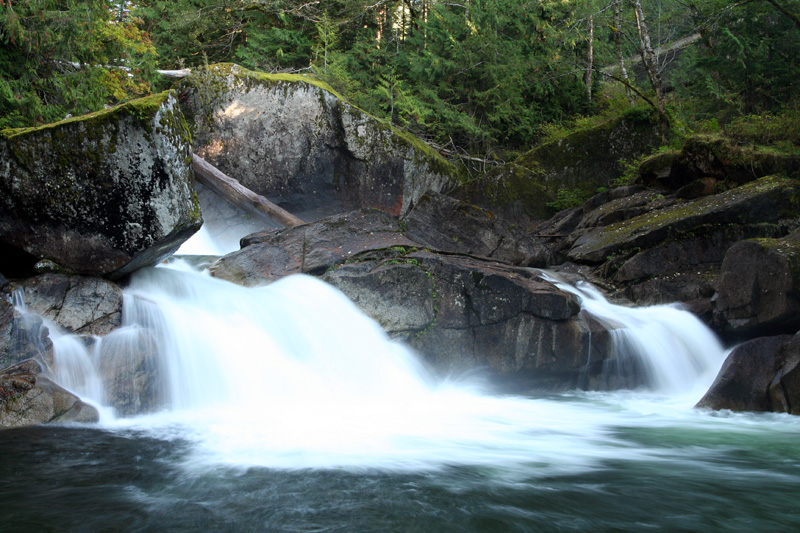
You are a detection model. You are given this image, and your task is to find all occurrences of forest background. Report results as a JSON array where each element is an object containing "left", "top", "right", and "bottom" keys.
[{"left": 1, "top": 0, "right": 798, "bottom": 173}]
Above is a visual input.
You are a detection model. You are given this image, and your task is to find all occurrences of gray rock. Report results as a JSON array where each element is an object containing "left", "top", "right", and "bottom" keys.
[
  {"left": 696, "top": 335, "right": 792, "bottom": 412},
  {"left": 0, "top": 91, "right": 202, "bottom": 279},
  {"left": 715, "top": 234, "right": 800, "bottom": 338},
  {"left": 402, "top": 191, "right": 552, "bottom": 266},
  {"left": 324, "top": 251, "right": 611, "bottom": 390},
  {"left": 568, "top": 176, "right": 800, "bottom": 265},
  {"left": 182, "top": 64, "right": 456, "bottom": 221},
  {"left": 13, "top": 274, "right": 122, "bottom": 336},
  {"left": 770, "top": 332, "right": 800, "bottom": 414},
  {"left": 0, "top": 359, "right": 98, "bottom": 428},
  {"left": 0, "top": 301, "right": 53, "bottom": 371},
  {"left": 97, "top": 327, "right": 163, "bottom": 417},
  {"left": 211, "top": 209, "right": 419, "bottom": 286}
]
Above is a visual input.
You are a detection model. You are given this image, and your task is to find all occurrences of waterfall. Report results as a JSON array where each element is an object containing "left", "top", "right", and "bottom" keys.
[
  {"left": 540, "top": 271, "right": 725, "bottom": 398},
  {"left": 9, "top": 261, "right": 730, "bottom": 474}
]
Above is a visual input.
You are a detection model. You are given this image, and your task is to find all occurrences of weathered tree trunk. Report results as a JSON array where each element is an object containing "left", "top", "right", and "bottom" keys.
[
  {"left": 764, "top": 0, "right": 800, "bottom": 33},
  {"left": 614, "top": 0, "right": 635, "bottom": 104},
  {"left": 584, "top": 14, "right": 595, "bottom": 103},
  {"left": 630, "top": 0, "right": 667, "bottom": 119},
  {"left": 192, "top": 154, "right": 306, "bottom": 228}
]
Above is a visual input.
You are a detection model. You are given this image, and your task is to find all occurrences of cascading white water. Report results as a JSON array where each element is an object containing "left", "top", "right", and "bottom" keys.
[
  {"left": 90, "top": 263, "right": 727, "bottom": 474},
  {"left": 539, "top": 271, "right": 726, "bottom": 399}
]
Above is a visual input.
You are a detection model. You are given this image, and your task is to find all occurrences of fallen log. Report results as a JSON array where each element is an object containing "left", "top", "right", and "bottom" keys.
[{"left": 191, "top": 154, "right": 306, "bottom": 227}]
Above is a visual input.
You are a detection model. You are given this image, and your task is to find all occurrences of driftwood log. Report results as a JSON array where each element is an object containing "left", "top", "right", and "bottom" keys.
[{"left": 191, "top": 154, "right": 306, "bottom": 227}]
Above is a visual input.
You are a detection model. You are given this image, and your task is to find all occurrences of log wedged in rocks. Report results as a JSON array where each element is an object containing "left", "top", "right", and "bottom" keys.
[
  {"left": 192, "top": 154, "right": 305, "bottom": 228},
  {"left": 181, "top": 64, "right": 456, "bottom": 221}
]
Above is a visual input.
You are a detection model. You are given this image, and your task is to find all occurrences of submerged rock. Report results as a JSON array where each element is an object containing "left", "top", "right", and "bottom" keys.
[
  {"left": 0, "top": 91, "right": 202, "bottom": 279},
  {"left": 0, "top": 359, "right": 98, "bottom": 428},
  {"left": 181, "top": 64, "right": 456, "bottom": 221}
]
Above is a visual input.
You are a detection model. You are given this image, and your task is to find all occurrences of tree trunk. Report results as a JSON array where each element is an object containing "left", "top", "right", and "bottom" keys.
[
  {"left": 584, "top": 15, "right": 594, "bottom": 103},
  {"left": 764, "top": 0, "right": 800, "bottom": 33},
  {"left": 614, "top": 0, "right": 635, "bottom": 104},
  {"left": 630, "top": 0, "right": 667, "bottom": 119},
  {"left": 192, "top": 154, "right": 306, "bottom": 228}
]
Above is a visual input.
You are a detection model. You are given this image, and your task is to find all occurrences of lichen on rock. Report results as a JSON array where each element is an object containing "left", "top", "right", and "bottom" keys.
[{"left": 0, "top": 91, "right": 202, "bottom": 279}]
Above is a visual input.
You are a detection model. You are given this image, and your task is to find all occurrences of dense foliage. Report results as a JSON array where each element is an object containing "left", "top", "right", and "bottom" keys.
[
  {"left": 0, "top": 0, "right": 157, "bottom": 129},
  {"left": 2, "top": 0, "right": 799, "bottom": 155}
]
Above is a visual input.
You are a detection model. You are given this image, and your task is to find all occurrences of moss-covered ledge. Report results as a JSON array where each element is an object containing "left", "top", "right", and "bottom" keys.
[
  {"left": 0, "top": 91, "right": 202, "bottom": 279},
  {"left": 567, "top": 176, "right": 800, "bottom": 264}
]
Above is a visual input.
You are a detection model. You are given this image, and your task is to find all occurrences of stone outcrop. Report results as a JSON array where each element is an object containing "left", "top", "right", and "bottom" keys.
[
  {"left": 12, "top": 274, "right": 123, "bottom": 337},
  {"left": 211, "top": 208, "right": 418, "bottom": 286},
  {"left": 714, "top": 232, "right": 800, "bottom": 338},
  {"left": 0, "top": 91, "right": 202, "bottom": 279},
  {"left": 96, "top": 327, "right": 162, "bottom": 417},
  {"left": 211, "top": 208, "right": 613, "bottom": 390},
  {"left": 401, "top": 191, "right": 552, "bottom": 266},
  {"left": 0, "top": 359, "right": 98, "bottom": 428},
  {"left": 638, "top": 135, "right": 800, "bottom": 191},
  {"left": 0, "top": 299, "right": 53, "bottom": 371},
  {"left": 181, "top": 64, "right": 456, "bottom": 221}
]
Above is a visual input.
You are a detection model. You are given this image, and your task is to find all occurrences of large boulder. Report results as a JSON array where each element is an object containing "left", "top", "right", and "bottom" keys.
[
  {"left": 638, "top": 135, "right": 800, "bottom": 190},
  {"left": 12, "top": 274, "right": 122, "bottom": 337},
  {"left": 401, "top": 191, "right": 552, "bottom": 266},
  {"left": 210, "top": 209, "right": 419, "bottom": 286},
  {"left": 323, "top": 251, "right": 610, "bottom": 390},
  {"left": 0, "top": 299, "right": 53, "bottom": 371},
  {"left": 567, "top": 176, "right": 800, "bottom": 265},
  {"left": 770, "top": 332, "right": 800, "bottom": 414},
  {"left": 696, "top": 335, "right": 791, "bottom": 412},
  {"left": 211, "top": 209, "right": 613, "bottom": 390},
  {"left": 181, "top": 64, "right": 456, "bottom": 221},
  {"left": 0, "top": 359, "right": 98, "bottom": 428},
  {"left": 715, "top": 232, "right": 800, "bottom": 338},
  {"left": 0, "top": 91, "right": 202, "bottom": 279}
]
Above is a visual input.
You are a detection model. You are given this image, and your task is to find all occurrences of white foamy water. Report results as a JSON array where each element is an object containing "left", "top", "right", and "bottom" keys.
[{"left": 91, "top": 265, "right": 732, "bottom": 476}]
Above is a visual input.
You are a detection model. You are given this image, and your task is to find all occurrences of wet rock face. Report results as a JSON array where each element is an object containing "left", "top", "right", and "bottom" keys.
[
  {"left": 211, "top": 208, "right": 613, "bottom": 390},
  {"left": 696, "top": 335, "right": 792, "bottom": 412},
  {"left": 714, "top": 234, "right": 800, "bottom": 338},
  {"left": 182, "top": 64, "right": 455, "bottom": 221},
  {"left": 0, "top": 359, "right": 98, "bottom": 428},
  {"left": 0, "top": 91, "right": 202, "bottom": 279},
  {"left": 323, "top": 252, "right": 601, "bottom": 390},
  {"left": 13, "top": 274, "right": 123, "bottom": 337},
  {"left": 401, "top": 191, "right": 553, "bottom": 266}
]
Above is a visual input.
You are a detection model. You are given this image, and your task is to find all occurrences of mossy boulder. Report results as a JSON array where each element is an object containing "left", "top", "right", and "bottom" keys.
[
  {"left": 0, "top": 91, "right": 202, "bottom": 279},
  {"left": 567, "top": 176, "right": 800, "bottom": 265},
  {"left": 715, "top": 231, "right": 800, "bottom": 337},
  {"left": 638, "top": 135, "right": 800, "bottom": 190},
  {"left": 181, "top": 63, "right": 457, "bottom": 220},
  {"left": 515, "top": 108, "right": 663, "bottom": 193}
]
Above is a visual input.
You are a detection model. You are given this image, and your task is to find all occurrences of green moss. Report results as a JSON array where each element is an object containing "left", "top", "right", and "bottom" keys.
[
  {"left": 574, "top": 176, "right": 799, "bottom": 261},
  {"left": 1, "top": 91, "right": 171, "bottom": 141}
]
